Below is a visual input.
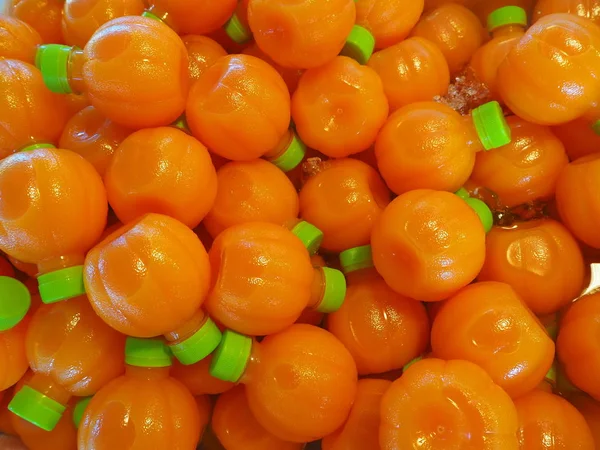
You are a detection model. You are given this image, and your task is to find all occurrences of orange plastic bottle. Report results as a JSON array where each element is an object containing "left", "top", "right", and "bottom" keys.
[
  {"left": 533, "top": 0, "right": 600, "bottom": 26},
  {"left": 212, "top": 385, "right": 303, "bottom": 450},
  {"left": 478, "top": 219, "right": 584, "bottom": 315},
  {"left": 299, "top": 159, "right": 391, "bottom": 253},
  {"left": 0, "top": 147, "right": 107, "bottom": 304},
  {"left": 515, "top": 390, "right": 594, "bottom": 449},
  {"left": 0, "top": 256, "right": 16, "bottom": 278},
  {"left": 58, "top": 105, "right": 131, "bottom": 177},
  {"left": 182, "top": 35, "right": 227, "bottom": 83},
  {"left": 469, "top": 115, "right": 568, "bottom": 208},
  {"left": 84, "top": 214, "right": 222, "bottom": 366},
  {"left": 78, "top": 338, "right": 201, "bottom": 450},
  {"left": 497, "top": 14, "right": 600, "bottom": 125},
  {"left": 62, "top": 0, "right": 145, "bottom": 49},
  {"left": 322, "top": 378, "right": 391, "bottom": 450},
  {"left": 557, "top": 292, "right": 600, "bottom": 400},
  {"left": 35, "top": 16, "right": 189, "bottom": 130},
  {"left": 327, "top": 245, "right": 430, "bottom": 375},
  {"left": 469, "top": 6, "right": 528, "bottom": 100},
  {"left": 242, "top": 43, "right": 304, "bottom": 94},
  {"left": 172, "top": 355, "right": 234, "bottom": 396},
  {"left": 205, "top": 222, "right": 346, "bottom": 336},
  {"left": 292, "top": 56, "right": 389, "bottom": 158},
  {"left": 552, "top": 116, "right": 600, "bottom": 161},
  {"left": 0, "top": 60, "right": 68, "bottom": 159},
  {"left": 380, "top": 358, "right": 519, "bottom": 449},
  {"left": 371, "top": 189, "right": 491, "bottom": 301},
  {"left": 104, "top": 127, "right": 217, "bottom": 229},
  {"left": 186, "top": 54, "right": 306, "bottom": 172},
  {"left": 0, "top": 318, "right": 29, "bottom": 392},
  {"left": 432, "top": 281, "right": 555, "bottom": 398},
  {"left": 210, "top": 324, "right": 358, "bottom": 443},
  {"left": 0, "top": 15, "right": 41, "bottom": 64},
  {"left": 411, "top": 3, "right": 486, "bottom": 75},
  {"left": 367, "top": 37, "right": 450, "bottom": 112},
  {"left": 375, "top": 101, "right": 511, "bottom": 195},
  {"left": 10, "top": 0, "right": 64, "bottom": 44},
  {"left": 555, "top": 153, "right": 600, "bottom": 248},
  {"left": 570, "top": 394, "right": 600, "bottom": 448}
]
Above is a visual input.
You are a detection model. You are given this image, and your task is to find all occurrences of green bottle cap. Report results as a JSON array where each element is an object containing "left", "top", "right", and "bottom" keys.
[
  {"left": 402, "top": 355, "right": 423, "bottom": 372},
  {"left": 20, "top": 143, "right": 56, "bottom": 152},
  {"left": 141, "top": 10, "right": 163, "bottom": 22},
  {"left": 464, "top": 198, "right": 494, "bottom": 233},
  {"left": 290, "top": 221, "right": 323, "bottom": 256},
  {"left": 545, "top": 363, "right": 557, "bottom": 385},
  {"left": 315, "top": 267, "right": 347, "bottom": 313},
  {"left": 455, "top": 187, "right": 470, "bottom": 200},
  {"left": 169, "top": 317, "right": 222, "bottom": 366},
  {"left": 269, "top": 130, "right": 306, "bottom": 173},
  {"left": 72, "top": 396, "right": 92, "bottom": 429},
  {"left": 0, "top": 276, "right": 31, "bottom": 331},
  {"left": 209, "top": 330, "right": 252, "bottom": 383},
  {"left": 171, "top": 114, "right": 190, "bottom": 133},
  {"left": 487, "top": 6, "right": 527, "bottom": 33},
  {"left": 341, "top": 25, "right": 375, "bottom": 65},
  {"left": 471, "top": 101, "right": 511, "bottom": 150},
  {"left": 37, "top": 265, "right": 85, "bottom": 304},
  {"left": 224, "top": 13, "right": 252, "bottom": 44},
  {"left": 125, "top": 337, "right": 172, "bottom": 368},
  {"left": 36, "top": 44, "right": 73, "bottom": 94},
  {"left": 591, "top": 119, "right": 600, "bottom": 136},
  {"left": 339, "top": 245, "right": 374, "bottom": 274},
  {"left": 8, "top": 385, "right": 67, "bottom": 432}
]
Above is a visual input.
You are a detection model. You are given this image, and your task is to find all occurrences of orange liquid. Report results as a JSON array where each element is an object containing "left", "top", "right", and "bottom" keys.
[
  {"left": 11, "top": 401, "right": 77, "bottom": 450},
  {"left": 11, "top": 0, "right": 64, "bottom": 43},
  {"left": 569, "top": 394, "right": 600, "bottom": 448},
  {"left": 0, "top": 255, "right": 15, "bottom": 278},
  {"left": 172, "top": 354, "right": 234, "bottom": 396},
  {"left": 146, "top": 0, "right": 237, "bottom": 35},
  {"left": 533, "top": 0, "right": 600, "bottom": 26},
  {"left": 183, "top": 35, "right": 227, "bottom": 83},
  {"left": 0, "top": 15, "right": 41, "bottom": 64},
  {"left": 0, "top": 318, "right": 29, "bottom": 391},
  {"left": 552, "top": 116, "right": 600, "bottom": 161},
  {"left": 242, "top": 43, "right": 303, "bottom": 95}
]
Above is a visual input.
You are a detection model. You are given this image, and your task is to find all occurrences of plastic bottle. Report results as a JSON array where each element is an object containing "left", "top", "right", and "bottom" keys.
[
  {"left": 552, "top": 116, "right": 600, "bottom": 161},
  {"left": 62, "top": 0, "right": 145, "bottom": 49},
  {"left": 78, "top": 338, "right": 201, "bottom": 450},
  {"left": 291, "top": 56, "right": 389, "bottom": 158},
  {"left": 0, "top": 60, "right": 68, "bottom": 159},
  {"left": 375, "top": 101, "right": 510, "bottom": 195},
  {"left": 10, "top": 0, "right": 64, "bottom": 44},
  {"left": 327, "top": 246, "right": 430, "bottom": 375},
  {"left": 205, "top": 222, "right": 346, "bottom": 336},
  {"left": 0, "top": 15, "right": 42, "bottom": 64},
  {"left": 172, "top": 355, "right": 234, "bottom": 396},
  {"left": 569, "top": 394, "right": 600, "bottom": 448},
  {"left": 533, "top": 0, "right": 600, "bottom": 26},
  {"left": 497, "top": 13, "right": 600, "bottom": 126},
  {"left": 84, "top": 214, "right": 221, "bottom": 366},
  {"left": 104, "top": 127, "right": 217, "bottom": 229},
  {"left": 212, "top": 385, "right": 303, "bottom": 450},
  {"left": 432, "top": 281, "right": 555, "bottom": 398},
  {"left": 209, "top": 324, "right": 358, "bottom": 443},
  {"left": 182, "top": 35, "right": 227, "bottom": 83},
  {"left": 299, "top": 159, "right": 390, "bottom": 253},
  {"left": 35, "top": 16, "right": 189, "bottom": 130},
  {"left": 0, "top": 318, "right": 29, "bottom": 391},
  {"left": 380, "top": 358, "right": 519, "bottom": 449},
  {"left": 367, "top": 37, "right": 450, "bottom": 112},
  {"left": 478, "top": 219, "right": 584, "bottom": 315},
  {"left": 242, "top": 43, "right": 304, "bottom": 94}
]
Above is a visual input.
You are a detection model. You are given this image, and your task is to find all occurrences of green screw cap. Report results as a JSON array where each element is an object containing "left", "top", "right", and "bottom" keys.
[
  {"left": 8, "top": 385, "right": 67, "bottom": 432},
  {"left": 269, "top": 131, "right": 306, "bottom": 173},
  {"left": 472, "top": 101, "right": 511, "bottom": 151},
  {"left": 35, "top": 44, "right": 73, "bottom": 94},
  {"left": 0, "top": 276, "right": 31, "bottom": 331},
  {"left": 20, "top": 143, "right": 56, "bottom": 152},
  {"left": 591, "top": 119, "right": 600, "bottom": 136},
  {"left": 209, "top": 330, "right": 252, "bottom": 383},
  {"left": 315, "top": 267, "right": 347, "bottom": 313},
  {"left": 402, "top": 355, "right": 423, "bottom": 373},
  {"left": 125, "top": 337, "right": 172, "bottom": 368},
  {"left": 487, "top": 6, "right": 527, "bottom": 33},
  {"left": 169, "top": 317, "right": 222, "bottom": 366},
  {"left": 545, "top": 363, "right": 557, "bottom": 385},
  {"left": 291, "top": 221, "right": 323, "bottom": 256},
  {"left": 38, "top": 265, "right": 85, "bottom": 304},
  {"left": 340, "top": 25, "right": 375, "bottom": 65},
  {"left": 464, "top": 198, "right": 494, "bottom": 233},
  {"left": 141, "top": 10, "right": 163, "bottom": 22},
  {"left": 339, "top": 245, "right": 374, "bottom": 274},
  {"left": 455, "top": 187, "right": 470, "bottom": 200},
  {"left": 171, "top": 114, "right": 189, "bottom": 133},
  {"left": 72, "top": 396, "right": 92, "bottom": 429},
  {"left": 224, "top": 13, "right": 252, "bottom": 45}
]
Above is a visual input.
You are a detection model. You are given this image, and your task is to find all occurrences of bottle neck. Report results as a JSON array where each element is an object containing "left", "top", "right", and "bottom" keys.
[
  {"left": 308, "top": 267, "right": 326, "bottom": 310},
  {"left": 68, "top": 48, "right": 85, "bottom": 95},
  {"left": 491, "top": 24, "right": 525, "bottom": 39},
  {"left": 239, "top": 344, "right": 261, "bottom": 385},
  {"left": 163, "top": 309, "right": 207, "bottom": 345},
  {"left": 28, "top": 373, "right": 72, "bottom": 406},
  {"left": 125, "top": 365, "right": 170, "bottom": 380},
  {"left": 346, "top": 267, "right": 378, "bottom": 284},
  {"left": 463, "top": 115, "right": 485, "bottom": 154},
  {"left": 143, "top": 5, "right": 175, "bottom": 30}
]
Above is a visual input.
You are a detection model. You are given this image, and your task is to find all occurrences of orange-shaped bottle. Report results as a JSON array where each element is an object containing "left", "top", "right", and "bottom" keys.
[
  {"left": 498, "top": 13, "right": 600, "bottom": 125},
  {"left": 299, "top": 159, "right": 390, "bottom": 252},
  {"left": 78, "top": 338, "right": 201, "bottom": 450},
  {"left": 0, "top": 15, "right": 41, "bottom": 64},
  {"left": 411, "top": 3, "right": 486, "bottom": 75},
  {"left": 570, "top": 394, "right": 600, "bottom": 448},
  {"left": 0, "top": 60, "right": 68, "bottom": 159},
  {"left": 0, "top": 318, "right": 29, "bottom": 392},
  {"left": 242, "top": 43, "right": 304, "bottom": 94},
  {"left": 62, "top": 0, "right": 145, "bottom": 49},
  {"left": 0, "top": 147, "right": 107, "bottom": 304},
  {"left": 327, "top": 245, "right": 429, "bottom": 375},
  {"left": 432, "top": 281, "right": 555, "bottom": 398},
  {"left": 368, "top": 37, "right": 450, "bottom": 112},
  {"left": 172, "top": 355, "right": 234, "bottom": 396},
  {"left": 292, "top": 56, "right": 389, "bottom": 158},
  {"left": 182, "top": 35, "right": 227, "bottom": 83},
  {"left": 205, "top": 222, "right": 346, "bottom": 336},
  {"left": 10, "top": 0, "right": 64, "bottom": 44},
  {"left": 533, "top": 0, "right": 600, "bottom": 26},
  {"left": 380, "top": 358, "right": 519, "bottom": 449},
  {"left": 552, "top": 116, "right": 600, "bottom": 161},
  {"left": 105, "top": 127, "right": 217, "bottom": 229},
  {"left": 59, "top": 105, "right": 131, "bottom": 177},
  {"left": 210, "top": 324, "right": 358, "bottom": 443},
  {"left": 84, "top": 214, "right": 222, "bottom": 366},
  {"left": 375, "top": 101, "right": 511, "bottom": 195},
  {"left": 478, "top": 219, "right": 584, "bottom": 315},
  {"left": 212, "top": 385, "right": 303, "bottom": 450},
  {"left": 35, "top": 16, "right": 189, "bottom": 130}
]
